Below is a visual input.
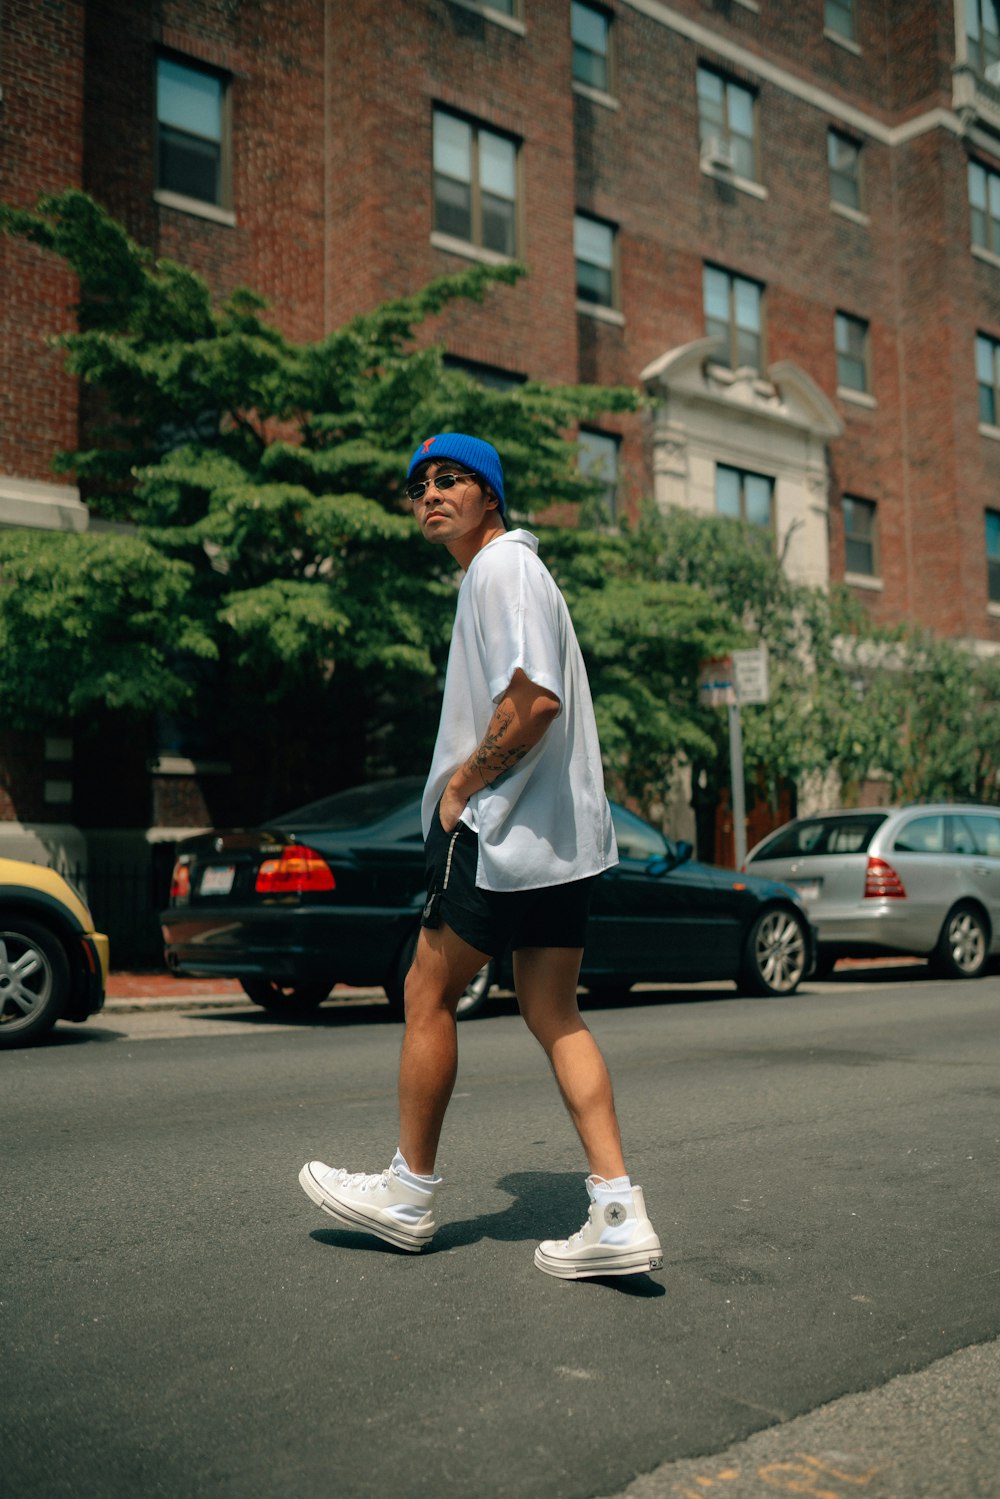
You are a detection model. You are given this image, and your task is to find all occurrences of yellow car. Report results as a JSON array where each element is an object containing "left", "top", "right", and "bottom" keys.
[{"left": 0, "top": 859, "right": 109, "bottom": 1048}]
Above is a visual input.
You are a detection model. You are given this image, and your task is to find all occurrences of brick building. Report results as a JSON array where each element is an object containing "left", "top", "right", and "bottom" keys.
[{"left": 2, "top": 0, "right": 1000, "bottom": 908}]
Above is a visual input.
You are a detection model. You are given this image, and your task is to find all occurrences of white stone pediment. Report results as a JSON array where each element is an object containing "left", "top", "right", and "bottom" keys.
[{"left": 641, "top": 338, "right": 843, "bottom": 440}]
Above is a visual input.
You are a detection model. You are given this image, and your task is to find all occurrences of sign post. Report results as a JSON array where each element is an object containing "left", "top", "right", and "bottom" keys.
[{"left": 698, "top": 647, "right": 770, "bottom": 870}]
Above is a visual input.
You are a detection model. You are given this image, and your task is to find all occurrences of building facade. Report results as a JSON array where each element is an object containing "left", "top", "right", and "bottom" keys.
[{"left": 3, "top": 0, "right": 1000, "bottom": 892}]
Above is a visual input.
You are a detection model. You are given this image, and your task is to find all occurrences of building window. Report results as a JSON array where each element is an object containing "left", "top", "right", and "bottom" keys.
[
  {"left": 156, "top": 55, "right": 228, "bottom": 206},
  {"left": 976, "top": 333, "right": 1000, "bottom": 424},
  {"left": 987, "top": 509, "right": 1000, "bottom": 602},
  {"left": 578, "top": 429, "right": 620, "bottom": 521},
  {"left": 716, "top": 465, "right": 773, "bottom": 527},
  {"left": 704, "top": 265, "right": 764, "bottom": 371},
  {"left": 575, "top": 214, "right": 617, "bottom": 308},
  {"left": 967, "top": 0, "right": 1000, "bottom": 75},
  {"left": 836, "top": 312, "right": 870, "bottom": 393},
  {"left": 825, "top": 0, "right": 856, "bottom": 41},
  {"left": 433, "top": 110, "right": 518, "bottom": 257},
  {"left": 696, "top": 66, "right": 757, "bottom": 181},
  {"left": 571, "top": 3, "right": 612, "bottom": 92},
  {"left": 443, "top": 355, "right": 525, "bottom": 390},
  {"left": 829, "top": 130, "right": 862, "bottom": 211},
  {"left": 969, "top": 161, "right": 1000, "bottom": 254},
  {"left": 843, "top": 496, "right": 878, "bottom": 576}
]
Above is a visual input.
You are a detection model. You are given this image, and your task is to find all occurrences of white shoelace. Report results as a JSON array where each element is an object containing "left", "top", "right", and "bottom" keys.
[{"left": 330, "top": 1167, "right": 391, "bottom": 1192}]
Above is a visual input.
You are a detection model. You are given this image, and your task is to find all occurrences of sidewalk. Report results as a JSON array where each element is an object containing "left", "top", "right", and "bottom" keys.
[{"left": 102, "top": 971, "right": 385, "bottom": 1011}]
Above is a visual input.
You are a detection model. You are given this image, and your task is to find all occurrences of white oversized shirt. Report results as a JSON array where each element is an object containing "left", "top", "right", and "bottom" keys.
[{"left": 421, "top": 529, "right": 618, "bottom": 891}]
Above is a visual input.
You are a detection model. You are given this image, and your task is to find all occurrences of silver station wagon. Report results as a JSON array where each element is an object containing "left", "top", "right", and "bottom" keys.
[{"left": 745, "top": 804, "right": 1000, "bottom": 978}]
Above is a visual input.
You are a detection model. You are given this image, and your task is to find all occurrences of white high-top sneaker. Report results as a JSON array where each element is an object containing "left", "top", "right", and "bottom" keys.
[
  {"left": 299, "top": 1150, "right": 439, "bottom": 1252},
  {"left": 534, "top": 1176, "right": 663, "bottom": 1279}
]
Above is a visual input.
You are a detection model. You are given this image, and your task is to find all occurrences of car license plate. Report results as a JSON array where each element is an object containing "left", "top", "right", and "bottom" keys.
[
  {"left": 200, "top": 864, "right": 235, "bottom": 896},
  {"left": 791, "top": 879, "right": 821, "bottom": 902}
]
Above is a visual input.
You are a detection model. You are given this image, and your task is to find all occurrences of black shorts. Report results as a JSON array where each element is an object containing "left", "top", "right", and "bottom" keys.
[{"left": 422, "top": 810, "right": 595, "bottom": 961}]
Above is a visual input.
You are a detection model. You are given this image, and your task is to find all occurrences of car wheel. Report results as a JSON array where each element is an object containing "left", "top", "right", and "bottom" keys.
[
  {"left": 0, "top": 917, "right": 71, "bottom": 1049},
  {"left": 738, "top": 906, "right": 809, "bottom": 996},
  {"left": 931, "top": 903, "right": 989, "bottom": 979},
  {"left": 239, "top": 978, "right": 332, "bottom": 1015},
  {"left": 385, "top": 930, "right": 495, "bottom": 1020},
  {"left": 585, "top": 982, "right": 633, "bottom": 1004}
]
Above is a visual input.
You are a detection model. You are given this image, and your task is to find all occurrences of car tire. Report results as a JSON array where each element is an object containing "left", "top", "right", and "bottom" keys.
[
  {"left": 737, "top": 906, "right": 809, "bottom": 997},
  {"left": 931, "top": 903, "right": 989, "bottom": 980},
  {"left": 0, "top": 916, "right": 71, "bottom": 1049},
  {"left": 385, "top": 930, "right": 495, "bottom": 1020},
  {"left": 239, "top": 977, "right": 332, "bottom": 1015},
  {"left": 585, "top": 982, "right": 633, "bottom": 1005}
]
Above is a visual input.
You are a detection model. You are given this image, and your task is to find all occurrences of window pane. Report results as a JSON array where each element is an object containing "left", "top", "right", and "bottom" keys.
[
  {"left": 970, "top": 162, "right": 987, "bottom": 210},
  {"left": 159, "top": 127, "right": 220, "bottom": 202},
  {"left": 745, "top": 473, "right": 772, "bottom": 526},
  {"left": 734, "top": 277, "right": 760, "bottom": 332},
  {"left": 574, "top": 215, "right": 613, "bottom": 269},
  {"left": 435, "top": 174, "right": 472, "bottom": 241},
  {"left": 481, "top": 193, "right": 516, "bottom": 256},
  {"left": 728, "top": 85, "right": 754, "bottom": 138},
  {"left": 479, "top": 130, "right": 515, "bottom": 199},
  {"left": 579, "top": 429, "right": 619, "bottom": 518},
  {"left": 571, "top": 1, "right": 608, "bottom": 53},
  {"left": 703, "top": 265, "right": 730, "bottom": 322},
  {"left": 987, "top": 508, "right": 1000, "bottom": 557},
  {"left": 157, "top": 58, "right": 221, "bottom": 140},
  {"left": 696, "top": 67, "right": 724, "bottom": 106},
  {"left": 716, "top": 466, "right": 741, "bottom": 518},
  {"left": 825, "top": 0, "right": 855, "bottom": 39},
  {"left": 433, "top": 113, "right": 472, "bottom": 182},
  {"left": 976, "top": 335, "right": 995, "bottom": 384}
]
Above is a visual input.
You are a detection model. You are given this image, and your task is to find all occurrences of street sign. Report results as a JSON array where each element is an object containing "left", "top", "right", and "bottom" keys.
[
  {"left": 732, "top": 646, "right": 770, "bottom": 705},
  {"left": 698, "top": 656, "right": 736, "bottom": 707}
]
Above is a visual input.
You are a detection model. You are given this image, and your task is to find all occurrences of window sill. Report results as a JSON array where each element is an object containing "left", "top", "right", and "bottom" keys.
[
  {"left": 972, "top": 243, "right": 1000, "bottom": 271},
  {"left": 445, "top": 0, "right": 526, "bottom": 34},
  {"left": 831, "top": 200, "right": 870, "bottom": 227},
  {"left": 151, "top": 756, "right": 232, "bottom": 776},
  {"left": 824, "top": 28, "right": 861, "bottom": 55},
  {"left": 733, "top": 0, "right": 760, "bottom": 10},
  {"left": 154, "top": 189, "right": 236, "bottom": 227},
  {"left": 979, "top": 421, "right": 1000, "bottom": 441},
  {"left": 838, "top": 386, "right": 877, "bottom": 409},
  {"left": 430, "top": 230, "right": 518, "bottom": 267},
  {"left": 700, "top": 162, "right": 768, "bottom": 200},
  {"left": 576, "top": 299, "right": 625, "bottom": 326},
  {"left": 988, "top": 601, "right": 1000, "bottom": 618},
  {"left": 844, "top": 571, "right": 883, "bottom": 591},
  {"left": 572, "top": 80, "right": 620, "bottom": 111}
]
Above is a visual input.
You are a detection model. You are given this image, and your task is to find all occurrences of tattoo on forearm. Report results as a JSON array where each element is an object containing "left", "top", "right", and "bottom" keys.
[{"left": 465, "top": 705, "right": 531, "bottom": 789}]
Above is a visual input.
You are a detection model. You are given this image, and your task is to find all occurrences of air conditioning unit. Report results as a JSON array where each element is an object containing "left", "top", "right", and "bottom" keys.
[
  {"left": 986, "top": 61, "right": 1000, "bottom": 86},
  {"left": 702, "top": 136, "right": 737, "bottom": 173}
]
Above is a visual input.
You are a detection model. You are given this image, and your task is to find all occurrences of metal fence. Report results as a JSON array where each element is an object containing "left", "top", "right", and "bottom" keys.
[{"left": 67, "top": 847, "right": 176, "bottom": 967}]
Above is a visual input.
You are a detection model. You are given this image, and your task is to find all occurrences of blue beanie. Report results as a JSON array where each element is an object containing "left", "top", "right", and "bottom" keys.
[{"left": 407, "top": 433, "right": 505, "bottom": 515}]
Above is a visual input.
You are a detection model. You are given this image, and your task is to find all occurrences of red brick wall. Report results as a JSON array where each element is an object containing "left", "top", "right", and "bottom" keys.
[{"left": 0, "top": 0, "right": 85, "bottom": 485}]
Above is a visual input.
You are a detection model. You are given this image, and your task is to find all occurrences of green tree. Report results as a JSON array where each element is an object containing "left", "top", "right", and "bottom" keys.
[{"left": 0, "top": 190, "right": 637, "bottom": 811}]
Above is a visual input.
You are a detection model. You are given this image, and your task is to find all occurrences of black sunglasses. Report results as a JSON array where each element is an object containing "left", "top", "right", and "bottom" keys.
[{"left": 405, "top": 471, "right": 478, "bottom": 505}]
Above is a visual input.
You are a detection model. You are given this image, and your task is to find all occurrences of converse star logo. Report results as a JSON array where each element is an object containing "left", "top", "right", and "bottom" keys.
[{"left": 604, "top": 1202, "right": 627, "bottom": 1226}]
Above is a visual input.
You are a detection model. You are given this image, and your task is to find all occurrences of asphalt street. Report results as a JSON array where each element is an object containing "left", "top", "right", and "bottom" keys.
[{"left": 3, "top": 970, "right": 999, "bottom": 1499}]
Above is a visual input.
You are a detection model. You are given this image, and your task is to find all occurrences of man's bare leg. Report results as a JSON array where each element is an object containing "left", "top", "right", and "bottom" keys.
[
  {"left": 398, "top": 923, "right": 492, "bottom": 1175},
  {"left": 513, "top": 946, "right": 627, "bottom": 1181}
]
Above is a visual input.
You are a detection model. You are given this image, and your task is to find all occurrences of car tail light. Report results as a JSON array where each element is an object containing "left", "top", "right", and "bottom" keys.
[
  {"left": 170, "top": 858, "right": 192, "bottom": 900},
  {"left": 864, "top": 856, "right": 906, "bottom": 899},
  {"left": 255, "top": 845, "right": 336, "bottom": 895}
]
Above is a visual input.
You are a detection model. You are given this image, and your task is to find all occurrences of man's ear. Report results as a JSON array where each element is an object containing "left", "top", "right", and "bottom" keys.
[{"left": 483, "top": 485, "right": 500, "bottom": 511}]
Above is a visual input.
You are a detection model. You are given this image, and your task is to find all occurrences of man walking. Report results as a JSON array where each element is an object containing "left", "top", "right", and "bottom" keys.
[{"left": 299, "top": 433, "right": 662, "bottom": 1278}]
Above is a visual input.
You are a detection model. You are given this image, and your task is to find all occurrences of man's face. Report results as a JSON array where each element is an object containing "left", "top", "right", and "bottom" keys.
[{"left": 409, "top": 461, "right": 498, "bottom": 547}]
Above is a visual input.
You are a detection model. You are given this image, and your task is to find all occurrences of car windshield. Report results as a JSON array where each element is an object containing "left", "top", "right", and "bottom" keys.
[
  {"left": 270, "top": 778, "right": 425, "bottom": 830},
  {"left": 752, "top": 812, "right": 888, "bottom": 859}
]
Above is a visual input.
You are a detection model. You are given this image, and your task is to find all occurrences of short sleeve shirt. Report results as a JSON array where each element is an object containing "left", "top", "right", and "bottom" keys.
[{"left": 421, "top": 530, "right": 618, "bottom": 892}]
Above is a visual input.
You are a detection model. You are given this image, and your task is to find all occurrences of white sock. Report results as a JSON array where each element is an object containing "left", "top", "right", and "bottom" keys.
[{"left": 591, "top": 1174, "right": 632, "bottom": 1194}]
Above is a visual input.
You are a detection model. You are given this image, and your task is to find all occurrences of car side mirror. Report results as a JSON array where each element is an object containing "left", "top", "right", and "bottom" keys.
[{"left": 646, "top": 840, "right": 693, "bottom": 877}]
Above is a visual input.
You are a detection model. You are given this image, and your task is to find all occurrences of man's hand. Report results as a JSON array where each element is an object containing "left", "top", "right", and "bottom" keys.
[{"left": 442, "top": 668, "right": 560, "bottom": 826}]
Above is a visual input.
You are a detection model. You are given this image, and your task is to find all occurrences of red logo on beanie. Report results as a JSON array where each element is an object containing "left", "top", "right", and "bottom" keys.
[{"left": 421, "top": 437, "right": 436, "bottom": 454}]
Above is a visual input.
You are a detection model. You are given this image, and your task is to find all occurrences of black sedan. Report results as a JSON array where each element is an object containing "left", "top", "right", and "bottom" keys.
[{"left": 160, "top": 779, "right": 815, "bottom": 1018}]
